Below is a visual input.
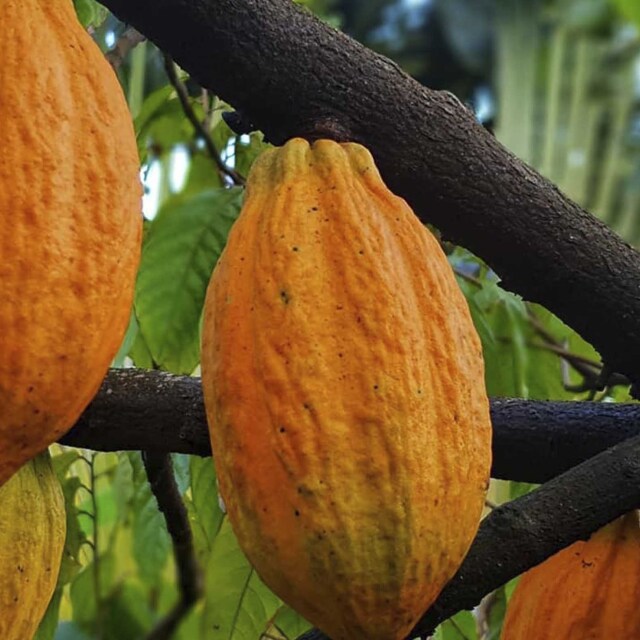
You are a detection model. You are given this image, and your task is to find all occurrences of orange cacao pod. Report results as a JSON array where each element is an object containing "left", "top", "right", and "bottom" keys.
[
  {"left": 501, "top": 511, "right": 640, "bottom": 639},
  {"left": 0, "top": 1, "right": 141, "bottom": 484},
  {"left": 201, "top": 138, "right": 492, "bottom": 640}
]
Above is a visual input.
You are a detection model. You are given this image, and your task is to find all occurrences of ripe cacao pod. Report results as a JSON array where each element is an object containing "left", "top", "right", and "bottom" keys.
[
  {"left": 501, "top": 511, "right": 640, "bottom": 639},
  {"left": 201, "top": 138, "right": 492, "bottom": 640},
  {"left": 0, "top": 452, "right": 66, "bottom": 639},
  {"left": 0, "top": 1, "right": 142, "bottom": 484}
]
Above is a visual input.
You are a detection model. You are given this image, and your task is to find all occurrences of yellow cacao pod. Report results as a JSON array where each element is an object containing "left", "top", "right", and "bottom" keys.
[
  {"left": 501, "top": 511, "right": 640, "bottom": 639},
  {"left": 201, "top": 138, "right": 492, "bottom": 640},
  {"left": 0, "top": 1, "right": 142, "bottom": 484},
  {"left": 0, "top": 452, "right": 66, "bottom": 639}
]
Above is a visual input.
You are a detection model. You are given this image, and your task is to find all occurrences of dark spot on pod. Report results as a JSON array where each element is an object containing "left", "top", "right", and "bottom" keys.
[
  {"left": 279, "top": 426, "right": 286, "bottom": 433},
  {"left": 280, "top": 290, "right": 291, "bottom": 304},
  {"left": 294, "top": 509, "right": 300, "bottom": 517}
]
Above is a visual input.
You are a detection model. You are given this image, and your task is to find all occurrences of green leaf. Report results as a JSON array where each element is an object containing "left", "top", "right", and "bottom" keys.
[
  {"left": 112, "top": 452, "right": 135, "bottom": 524},
  {"left": 69, "top": 552, "right": 117, "bottom": 630},
  {"left": 612, "top": 0, "right": 640, "bottom": 28},
  {"left": 273, "top": 605, "right": 312, "bottom": 639},
  {"left": 57, "top": 474, "right": 88, "bottom": 585},
  {"left": 128, "top": 327, "right": 156, "bottom": 369},
  {"left": 127, "top": 453, "right": 171, "bottom": 585},
  {"left": 135, "top": 91, "right": 203, "bottom": 160},
  {"left": 73, "top": 0, "right": 100, "bottom": 27},
  {"left": 181, "top": 152, "right": 225, "bottom": 194},
  {"left": 100, "top": 583, "right": 155, "bottom": 640},
  {"left": 188, "top": 457, "right": 224, "bottom": 557},
  {"left": 459, "top": 277, "right": 582, "bottom": 400},
  {"left": 172, "top": 453, "right": 192, "bottom": 494},
  {"left": 485, "top": 586, "right": 508, "bottom": 640},
  {"left": 201, "top": 519, "right": 281, "bottom": 640},
  {"left": 174, "top": 603, "right": 205, "bottom": 640},
  {"left": 439, "top": 610, "right": 477, "bottom": 639},
  {"left": 112, "top": 312, "right": 139, "bottom": 367},
  {"left": 135, "top": 188, "right": 242, "bottom": 374}
]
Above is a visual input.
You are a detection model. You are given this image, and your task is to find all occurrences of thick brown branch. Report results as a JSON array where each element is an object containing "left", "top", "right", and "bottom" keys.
[
  {"left": 100, "top": 0, "right": 640, "bottom": 388},
  {"left": 298, "top": 434, "right": 640, "bottom": 640},
  {"left": 60, "top": 370, "right": 640, "bottom": 484}
]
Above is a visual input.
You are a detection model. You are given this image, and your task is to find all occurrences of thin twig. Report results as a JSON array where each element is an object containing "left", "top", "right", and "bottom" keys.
[
  {"left": 143, "top": 452, "right": 202, "bottom": 640},
  {"left": 527, "top": 308, "right": 630, "bottom": 390},
  {"left": 162, "top": 54, "right": 245, "bottom": 185}
]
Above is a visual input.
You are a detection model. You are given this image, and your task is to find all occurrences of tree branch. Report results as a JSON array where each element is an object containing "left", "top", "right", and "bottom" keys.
[
  {"left": 100, "top": 0, "right": 640, "bottom": 389},
  {"left": 142, "top": 452, "right": 202, "bottom": 639},
  {"left": 162, "top": 54, "right": 245, "bottom": 186},
  {"left": 60, "top": 369, "right": 640, "bottom": 484},
  {"left": 297, "top": 433, "right": 640, "bottom": 639}
]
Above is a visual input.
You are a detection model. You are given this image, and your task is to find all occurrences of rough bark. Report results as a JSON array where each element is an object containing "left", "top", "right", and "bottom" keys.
[
  {"left": 100, "top": 0, "right": 640, "bottom": 389},
  {"left": 298, "top": 433, "right": 640, "bottom": 640},
  {"left": 60, "top": 370, "right": 640, "bottom": 484}
]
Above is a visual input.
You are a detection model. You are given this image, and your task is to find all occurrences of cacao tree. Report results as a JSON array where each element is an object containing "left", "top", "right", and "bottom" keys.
[{"left": 4, "top": 0, "right": 640, "bottom": 639}]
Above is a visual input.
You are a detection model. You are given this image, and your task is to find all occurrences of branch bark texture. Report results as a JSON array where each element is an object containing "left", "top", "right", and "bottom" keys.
[
  {"left": 60, "top": 370, "right": 640, "bottom": 484},
  {"left": 101, "top": 0, "right": 640, "bottom": 388}
]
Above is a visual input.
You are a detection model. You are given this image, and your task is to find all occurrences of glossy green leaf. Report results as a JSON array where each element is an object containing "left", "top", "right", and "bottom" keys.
[
  {"left": 135, "top": 188, "right": 242, "bottom": 374},
  {"left": 73, "top": 0, "right": 106, "bottom": 28},
  {"left": 201, "top": 519, "right": 281, "bottom": 639}
]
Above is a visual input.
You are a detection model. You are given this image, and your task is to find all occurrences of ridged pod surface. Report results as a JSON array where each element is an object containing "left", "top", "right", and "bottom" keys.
[
  {"left": 201, "top": 138, "right": 492, "bottom": 639},
  {"left": 501, "top": 511, "right": 640, "bottom": 639},
  {"left": 0, "top": 1, "right": 142, "bottom": 484},
  {"left": 0, "top": 452, "right": 66, "bottom": 639}
]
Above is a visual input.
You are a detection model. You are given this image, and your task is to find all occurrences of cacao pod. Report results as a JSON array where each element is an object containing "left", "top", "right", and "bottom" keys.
[
  {"left": 501, "top": 511, "right": 640, "bottom": 639},
  {"left": 0, "top": 452, "right": 66, "bottom": 639},
  {"left": 0, "top": 1, "right": 141, "bottom": 484},
  {"left": 201, "top": 138, "right": 492, "bottom": 640}
]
